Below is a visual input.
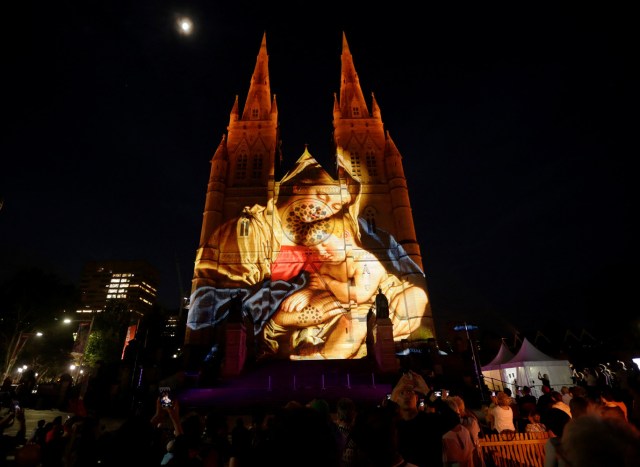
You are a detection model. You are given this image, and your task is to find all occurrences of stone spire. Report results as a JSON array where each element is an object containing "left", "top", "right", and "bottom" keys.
[
  {"left": 339, "top": 32, "right": 370, "bottom": 119},
  {"left": 241, "top": 32, "right": 273, "bottom": 121}
]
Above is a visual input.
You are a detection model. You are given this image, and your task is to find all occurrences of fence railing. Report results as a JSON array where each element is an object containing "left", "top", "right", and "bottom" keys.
[{"left": 478, "top": 431, "right": 552, "bottom": 467}]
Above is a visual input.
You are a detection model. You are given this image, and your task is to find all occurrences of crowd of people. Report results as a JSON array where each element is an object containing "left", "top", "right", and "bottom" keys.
[{"left": 2, "top": 362, "right": 640, "bottom": 467}]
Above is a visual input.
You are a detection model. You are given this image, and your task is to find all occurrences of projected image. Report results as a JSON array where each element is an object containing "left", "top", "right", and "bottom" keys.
[{"left": 187, "top": 150, "right": 434, "bottom": 360}]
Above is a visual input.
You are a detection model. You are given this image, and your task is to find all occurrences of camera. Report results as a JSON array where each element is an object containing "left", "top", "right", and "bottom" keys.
[{"left": 160, "top": 387, "right": 173, "bottom": 408}]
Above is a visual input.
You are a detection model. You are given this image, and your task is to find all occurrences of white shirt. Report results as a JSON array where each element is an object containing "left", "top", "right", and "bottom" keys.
[{"left": 491, "top": 405, "right": 516, "bottom": 433}]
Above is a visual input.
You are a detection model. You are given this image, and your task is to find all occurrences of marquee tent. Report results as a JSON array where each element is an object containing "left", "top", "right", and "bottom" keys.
[
  {"left": 481, "top": 337, "right": 572, "bottom": 398},
  {"left": 481, "top": 341, "right": 515, "bottom": 392}
]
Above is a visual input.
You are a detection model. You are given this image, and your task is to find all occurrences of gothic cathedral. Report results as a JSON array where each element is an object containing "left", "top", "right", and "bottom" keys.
[{"left": 185, "top": 33, "right": 436, "bottom": 371}]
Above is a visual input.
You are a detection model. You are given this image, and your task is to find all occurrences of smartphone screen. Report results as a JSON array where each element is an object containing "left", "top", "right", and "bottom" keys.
[{"left": 160, "top": 387, "right": 173, "bottom": 408}]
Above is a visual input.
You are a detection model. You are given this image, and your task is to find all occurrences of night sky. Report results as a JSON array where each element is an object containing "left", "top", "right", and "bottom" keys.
[{"left": 2, "top": 3, "right": 633, "bottom": 346}]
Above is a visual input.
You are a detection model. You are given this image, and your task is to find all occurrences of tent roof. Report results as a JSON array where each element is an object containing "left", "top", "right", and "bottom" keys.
[
  {"left": 503, "top": 337, "right": 562, "bottom": 365},
  {"left": 481, "top": 341, "right": 515, "bottom": 370}
]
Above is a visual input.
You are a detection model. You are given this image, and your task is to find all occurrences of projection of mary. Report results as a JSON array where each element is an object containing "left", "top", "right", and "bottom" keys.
[{"left": 186, "top": 148, "right": 432, "bottom": 361}]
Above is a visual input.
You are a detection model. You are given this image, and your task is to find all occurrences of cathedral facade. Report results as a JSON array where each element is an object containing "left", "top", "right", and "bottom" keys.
[{"left": 184, "top": 33, "right": 436, "bottom": 370}]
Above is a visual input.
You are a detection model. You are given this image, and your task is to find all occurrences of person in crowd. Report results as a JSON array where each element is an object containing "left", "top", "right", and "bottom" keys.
[
  {"left": 0, "top": 406, "right": 27, "bottom": 465},
  {"left": 230, "top": 416, "right": 251, "bottom": 465},
  {"left": 568, "top": 395, "right": 591, "bottom": 419},
  {"left": 542, "top": 406, "right": 572, "bottom": 467},
  {"left": 560, "top": 386, "right": 572, "bottom": 405},
  {"left": 600, "top": 386, "right": 628, "bottom": 421},
  {"left": 536, "top": 385, "right": 554, "bottom": 413},
  {"left": 334, "top": 397, "right": 358, "bottom": 467},
  {"left": 260, "top": 403, "right": 341, "bottom": 467},
  {"left": 549, "top": 391, "right": 571, "bottom": 418},
  {"left": 0, "top": 378, "right": 14, "bottom": 408},
  {"left": 200, "top": 410, "right": 233, "bottom": 467},
  {"left": 486, "top": 392, "right": 516, "bottom": 434},
  {"left": 442, "top": 398, "right": 476, "bottom": 467},
  {"left": 390, "top": 370, "right": 449, "bottom": 466},
  {"left": 569, "top": 384, "right": 588, "bottom": 399},
  {"left": 62, "top": 414, "right": 102, "bottom": 467},
  {"left": 28, "top": 418, "right": 47, "bottom": 447},
  {"left": 583, "top": 367, "right": 599, "bottom": 397},
  {"left": 516, "top": 385, "right": 537, "bottom": 432},
  {"left": 538, "top": 372, "right": 551, "bottom": 390},
  {"left": 541, "top": 404, "right": 571, "bottom": 437},
  {"left": 448, "top": 394, "right": 481, "bottom": 464},
  {"left": 350, "top": 404, "right": 419, "bottom": 467},
  {"left": 502, "top": 388, "right": 520, "bottom": 422},
  {"left": 41, "top": 415, "right": 65, "bottom": 465},
  {"left": 559, "top": 413, "right": 640, "bottom": 467},
  {"left": 525, "top": 408, "right": 547, "bottom": 433},
  {"left": 598, "top": 363, "right": 613, "bottom": 387}
]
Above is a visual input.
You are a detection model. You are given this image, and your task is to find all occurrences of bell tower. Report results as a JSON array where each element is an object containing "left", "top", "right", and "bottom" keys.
[
  {"left": 332, "top": 33, "right": 423, "bottom": 269},
  {"left": 195, "top": 33, "right": 281, "bottom": 291}
]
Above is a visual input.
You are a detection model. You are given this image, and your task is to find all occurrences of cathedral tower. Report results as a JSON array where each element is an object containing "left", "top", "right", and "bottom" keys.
[
  {"left": 195, "top": 33, "right": 281, "bottom": 285},
  {"left": 332, "top": 33, "right": 422, "bottom": 269}
]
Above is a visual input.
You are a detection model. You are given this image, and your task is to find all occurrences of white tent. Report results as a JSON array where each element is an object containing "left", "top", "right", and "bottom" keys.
[
  {"left": 481, "top": 341, "right": 515, "bottom": 392},
  {"left": 482, "top": 337, "right": 572, "bottom": 398}
]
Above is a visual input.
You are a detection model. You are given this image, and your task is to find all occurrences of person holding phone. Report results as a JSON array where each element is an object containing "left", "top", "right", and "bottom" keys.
[{"left": 388, "top": 370, "right": 450, "bottom": 467}]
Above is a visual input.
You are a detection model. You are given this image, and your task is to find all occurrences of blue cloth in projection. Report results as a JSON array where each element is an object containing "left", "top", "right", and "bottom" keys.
[
  {"left": 187, "top": 274, "right": 310, "bottom": 336},
  {"left": 356, "top": 218, "right": 425, "bottom": 283}
]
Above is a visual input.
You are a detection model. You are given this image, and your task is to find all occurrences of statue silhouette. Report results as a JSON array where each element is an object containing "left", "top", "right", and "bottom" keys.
[{"left": 375, "top": 287, "right": 389, "bottom": 319}]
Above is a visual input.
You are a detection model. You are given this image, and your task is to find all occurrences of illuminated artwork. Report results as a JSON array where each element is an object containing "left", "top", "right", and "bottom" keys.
[{"left": 187, "top": 149, "right": 434, "bottom": 360}]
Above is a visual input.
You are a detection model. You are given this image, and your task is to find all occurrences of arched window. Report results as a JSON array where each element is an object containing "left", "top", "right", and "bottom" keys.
[
  {"left": 236, "top": 153, "right": 248, "bottom": 179},
  {"left": 365, "top": 152, "right": 377, "bottom": 177},
  {"left": 350, "top": 152, "right": 362, "bottom": 178},
  {"left": 364, "top": 206, "right": 377, "bottom": 234},
  {"left": 240, "top": 217, "right": 250, "bottom": 237},
  {"left": 252, "top": 154, "right": 263, "bottom": 179}
]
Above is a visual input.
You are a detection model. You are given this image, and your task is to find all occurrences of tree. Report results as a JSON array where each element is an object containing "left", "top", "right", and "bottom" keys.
[
  {"left": 0, "top": 268, "right": 80, "bottom": 379},
  {"left": 82, "top": 300, "right": 133, "bottom": 369}
]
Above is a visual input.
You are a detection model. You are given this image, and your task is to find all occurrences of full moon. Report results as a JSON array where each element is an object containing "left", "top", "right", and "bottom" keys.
[{"left": 177, "top": 17, "right": 193, "bottom": 35}]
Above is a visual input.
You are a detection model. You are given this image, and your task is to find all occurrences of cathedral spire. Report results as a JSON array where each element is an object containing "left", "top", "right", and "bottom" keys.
[
  {"left": 241, "top": 31, "right": 272, "bottom": 120},
  {"left": 229, "top": 95, "right": 239, "bottom": 126},
  {"left": 339, "top": 32, "right": 370, "bottom": 118},
  {"left": 371, "top": 92, "right": 381, "bottom": 120}
]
